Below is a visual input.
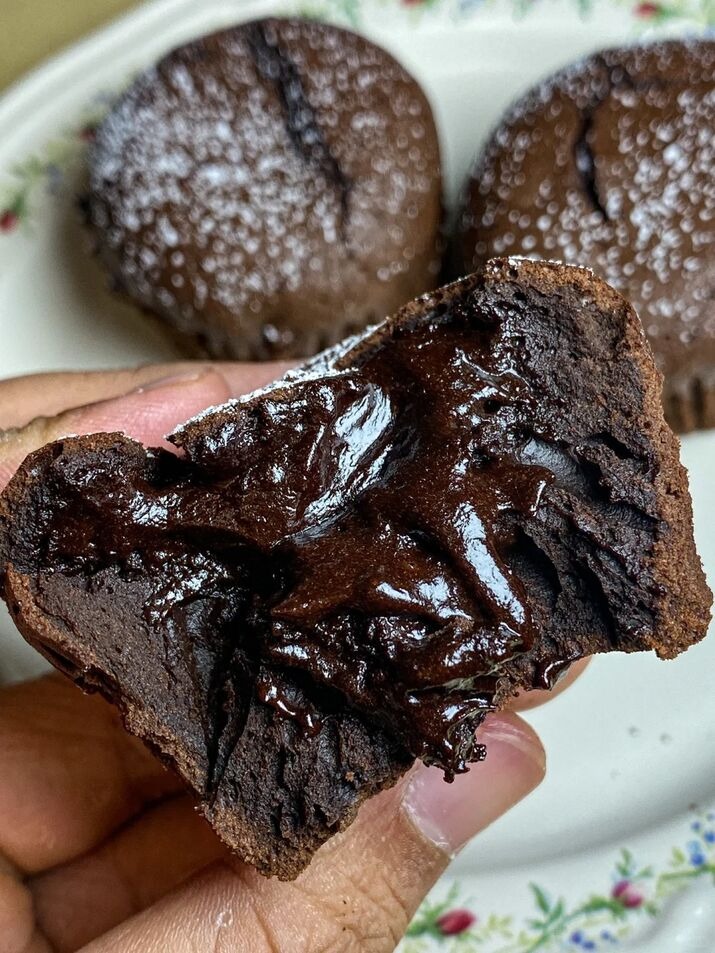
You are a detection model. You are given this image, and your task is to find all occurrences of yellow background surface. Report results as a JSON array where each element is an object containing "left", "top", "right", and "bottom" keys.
[{"left": 0, "top": 0, "right": 141, "bottom": 91}]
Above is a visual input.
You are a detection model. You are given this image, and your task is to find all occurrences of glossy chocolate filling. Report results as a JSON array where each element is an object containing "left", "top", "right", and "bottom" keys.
[{"left": 5, "top": 264, "right": 669, "bottom": 782}]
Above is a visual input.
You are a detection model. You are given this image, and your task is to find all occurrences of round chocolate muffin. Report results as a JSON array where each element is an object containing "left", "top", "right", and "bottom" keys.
[
  {"left": 86, "top": 18, "right": 443, "bottom": 360},
  {"left": 459, "top": 39, "right": 715, "bottom": 432}
]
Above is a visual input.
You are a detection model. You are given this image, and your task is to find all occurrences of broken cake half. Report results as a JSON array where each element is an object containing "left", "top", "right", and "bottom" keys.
[{"left": 0, "top": 258, "right": 710, "bottom": 879}]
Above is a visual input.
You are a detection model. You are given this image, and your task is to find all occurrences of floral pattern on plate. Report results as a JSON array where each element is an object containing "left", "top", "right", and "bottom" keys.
[
  {"left": 399, "top": 809, "right": 715, "bottom": 951},
  {"left": 294, "top": 0, "right": 715, "bottom": 29},
  {"left": 0, "top": 97, "right": 109, "bottom": 235}
]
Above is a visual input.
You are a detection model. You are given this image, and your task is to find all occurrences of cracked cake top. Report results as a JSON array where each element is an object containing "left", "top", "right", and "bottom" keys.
[
  {"left": 85, "top": 17, "right": 443, "bottom": 360},
  {"left": 459, "top": 40, "right": 715, "bottom": 432}
]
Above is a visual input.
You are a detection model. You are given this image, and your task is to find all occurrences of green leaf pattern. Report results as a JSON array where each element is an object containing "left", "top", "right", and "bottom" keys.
[
  {"left": 0, "top": 98, "right": 110, "bottom": 235},
  {"left": 291, "top": 0, "right": 715, "bottom": 30},
  {"left": 399, "top": 810, "right": 715, "bottom": 951}
]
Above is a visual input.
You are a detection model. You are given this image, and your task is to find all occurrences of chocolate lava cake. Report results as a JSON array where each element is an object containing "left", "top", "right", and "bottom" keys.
[
  {"left": 0, "top": 259, "right": 710, "bottom": 879},
  {"left": 85, "top": 17, "right": 443, "bottom": 360},
  {"left": 459, "top": 40, "right": 715, "bottom": 432}
]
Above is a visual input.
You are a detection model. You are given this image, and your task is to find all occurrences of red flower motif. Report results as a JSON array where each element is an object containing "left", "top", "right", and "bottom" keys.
[
  {"left": 401, "top": 0, "right": 425, "bottom": 6},
  {"left": 612, "top": 880, "right": 644, "bottom": 908},
  {"left": 0, "top": 209, "right": 19, "bottom": 233},
  {"left": 634, "top": 1, "right": 660, "bottom": 16},
  {"left": 79, "top": 124, "right": 97, "bottom": 142},
  {"left": 436, "top": 908, "right": 477, "bottom": 935}
]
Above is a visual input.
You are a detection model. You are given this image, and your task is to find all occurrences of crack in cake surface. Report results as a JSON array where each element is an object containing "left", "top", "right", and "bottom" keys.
[
  {"left": 459, "top": 39, "right": 715, "bottom": 431},
  {"left": 245, "top": 20, "right": 353, "bottom": 239},
  {"left": 85, "top": 17, "right": 443, "bottom": 361}
]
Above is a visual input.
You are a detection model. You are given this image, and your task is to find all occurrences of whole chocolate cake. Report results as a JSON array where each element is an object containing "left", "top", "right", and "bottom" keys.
[
  {"left": 459, "top": 40, "right": 715, "bottom": 432},
  {"left": 0, "top": 259, "right": 710, "bottom": 879},
  {"left": 85, "top": 17, "right": 443, "bottom": 360}
]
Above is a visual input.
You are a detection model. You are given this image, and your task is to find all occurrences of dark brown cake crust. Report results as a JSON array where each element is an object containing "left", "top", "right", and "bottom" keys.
[
  {"left": 0, "top": 259, "right": 710, "bottom": 879},
  {"left": 459, "top": 40, "right": 715, "bottom": 432},
  {"left": 86, "top": 17, "right": 443, "bottom": 361}
]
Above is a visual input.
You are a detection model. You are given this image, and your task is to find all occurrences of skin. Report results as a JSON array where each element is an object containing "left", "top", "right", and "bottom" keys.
[{"left": 0, "top": 363, "right": 587, "bottom": 953}]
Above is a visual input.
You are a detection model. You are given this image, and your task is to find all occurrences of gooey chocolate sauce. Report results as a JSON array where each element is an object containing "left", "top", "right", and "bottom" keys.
[{"left": 46, "top": 283, "right": 558, "bottom": 777}]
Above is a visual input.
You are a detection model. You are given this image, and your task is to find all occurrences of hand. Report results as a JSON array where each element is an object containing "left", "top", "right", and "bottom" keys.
[{"left": 0, "top": 363, "right": 580, "bottom": 953}]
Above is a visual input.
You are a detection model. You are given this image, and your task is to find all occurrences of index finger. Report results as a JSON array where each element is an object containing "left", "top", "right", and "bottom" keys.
[
  {"left": 0, "top": 362, "right": 291, "bottom": 492},
  {"left": 0, "top": 361, "right": 291, "bottom": 430}
]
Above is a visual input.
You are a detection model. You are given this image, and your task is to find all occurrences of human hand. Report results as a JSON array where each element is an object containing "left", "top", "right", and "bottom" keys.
[{"left": 0, "top": 363, "right": 577, "bottom": 953}]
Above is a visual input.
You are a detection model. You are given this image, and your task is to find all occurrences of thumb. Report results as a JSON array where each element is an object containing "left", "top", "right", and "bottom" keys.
[
  {"left": 84, "top": 712, "right": 544, "bottom": 953},
  {"left": 0, "top": 369, "right": 232, "bottom": 492}
]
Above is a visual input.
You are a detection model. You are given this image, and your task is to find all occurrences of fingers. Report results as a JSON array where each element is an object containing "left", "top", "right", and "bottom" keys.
[
  {"left": 0, "top": 366, "right": 197, "bottom": 429},
  {"left": 0, "top": 862, "right": 35, "bottom": 953},
  {"left": 0, "top": 359, "right": 551, "bottom": 953},
  {"left": 0, "top": 362, "right": 291, "bottom": 493},
  {"left": 0, "top": 676, "right": 180, "bottom": 874},
  {"left": 31, "top": 796, "right": 224, "bottom": 953},
  {"left": 0, "top": 362, "right": 292, "bottom": 430},
  {"left": 81, "top": 714, "right": 545, "bottom": 953},
  {"left": 214, "top": 361, "right": 294, "bottom": 398},
  {"left": 0, "top": 369, "right": 219, "bottom": 490},
  {"left": 0, "top": 681, "right": 544, "bottom": 953}
]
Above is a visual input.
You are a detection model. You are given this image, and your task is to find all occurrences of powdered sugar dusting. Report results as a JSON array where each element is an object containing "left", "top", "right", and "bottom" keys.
[
  {"left": 88, "top": 18, "right": 442, "bottom": 360},
  {"left": 461, "top": 39, "right": 715, "bottom": 393}
]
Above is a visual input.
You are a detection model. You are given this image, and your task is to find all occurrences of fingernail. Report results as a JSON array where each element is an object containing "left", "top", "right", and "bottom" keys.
[
  {"left": 401, "top": 713, "right": 545, "bottom": 857},
  {"left": 130, "top": 369, "right": 208, "bottom": 394},
  {"left": 66, "top": 369, "right": 231, "bottom": 449}
]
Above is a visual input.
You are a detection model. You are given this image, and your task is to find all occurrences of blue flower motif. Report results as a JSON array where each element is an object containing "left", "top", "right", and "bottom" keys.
[
  {"left": 691, "top": 821, "right": 702, "bottom": 832},
  {"left": 457, "top": 0, "right": 485, "bottom": 12},
  {"left": 687, "top": 841, "right": 707, "bottom": 866},
  {"left": 703, "top": 830, "right": 715, "bottom": 844},
  {"left": 568, "top": 933, "right": 598, "bottom": 950}
]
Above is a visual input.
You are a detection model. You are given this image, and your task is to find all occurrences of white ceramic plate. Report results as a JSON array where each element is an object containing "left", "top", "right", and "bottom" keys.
[{"left": 1, "top": 1, "right": 714, "bottom": 949}]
